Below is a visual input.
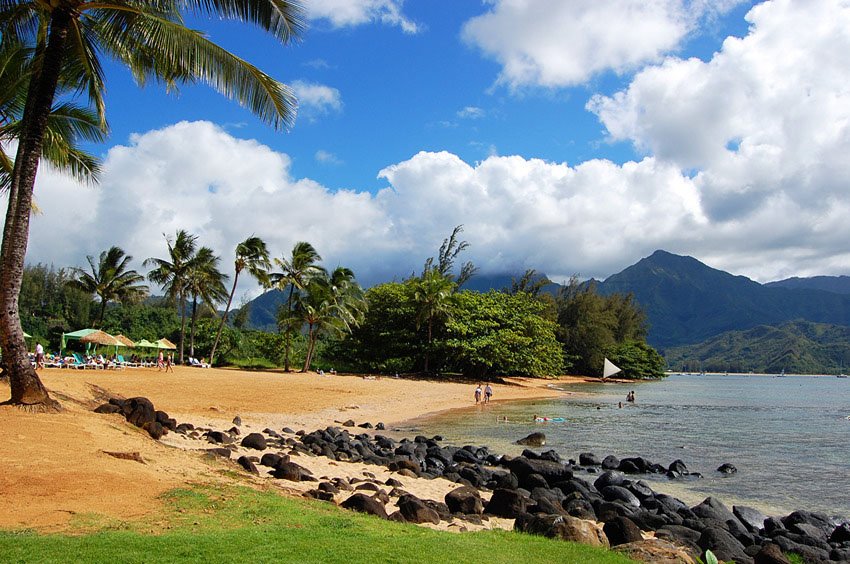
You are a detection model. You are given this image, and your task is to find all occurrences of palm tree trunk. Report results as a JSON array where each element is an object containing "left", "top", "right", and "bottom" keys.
[
  {"left": 178, "top": 291, "right": 187, "bottom": 364},
  {"left": 284, "top": 284, "right": 295, "bottom": 371},
  {"left": 98, "top": 297, "right": 108, "bottom": 328},
  {"left": 0, "top": 10, "right": 72, "bottom": 408},
  {"left": 302, "top": 323, "right": 315, "bottom": 372},
  {"left": 210, "top": 271, "right": 239, "bottom": 366},
  {"left": 189, "top": 295, "right": 198, "bottom": 357}
]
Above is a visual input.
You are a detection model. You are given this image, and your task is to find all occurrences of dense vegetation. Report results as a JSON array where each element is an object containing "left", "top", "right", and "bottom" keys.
[
  {"left": 16, "top": 228, "right": 664, "bottom": 380},
  {"left": 664, "top": 320, "right": 850, "bottom": 374}
]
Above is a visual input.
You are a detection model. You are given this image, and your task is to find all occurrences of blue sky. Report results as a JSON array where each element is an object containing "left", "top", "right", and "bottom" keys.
[{"left": 25, "top": 0, "right": 850, "bottom": 297}]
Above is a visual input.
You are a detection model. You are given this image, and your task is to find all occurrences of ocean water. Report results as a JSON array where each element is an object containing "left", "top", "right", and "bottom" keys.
[{"left": 406, "top": 373, "right": 850, "bottom": 519}]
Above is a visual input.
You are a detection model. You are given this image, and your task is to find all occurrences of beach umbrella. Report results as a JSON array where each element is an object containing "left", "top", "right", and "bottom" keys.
[
  {"left": 134, "top": 339, "right": 158, "bottom": 348},
  {"left": 79, "top": 330, "right": 123, "bottom": 347},
  {"left": 156, "top": 338, "right": 177, "bottom": 350},
  {"left": 114, "top": 334, "right": 135, "bottom": 348},
  {"left": 23, "top": 331, "right": 31, "bottom": 338}
]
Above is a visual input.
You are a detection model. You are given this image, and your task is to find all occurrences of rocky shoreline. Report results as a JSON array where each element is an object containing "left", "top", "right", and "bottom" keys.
[{"left": 97, "top": 396, "right": 850, "bottom": 564}]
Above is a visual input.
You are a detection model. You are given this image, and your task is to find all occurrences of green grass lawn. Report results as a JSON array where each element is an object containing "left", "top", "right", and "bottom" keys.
[{"left": 0, "top": 485, "right": 637, "bottom": 563}]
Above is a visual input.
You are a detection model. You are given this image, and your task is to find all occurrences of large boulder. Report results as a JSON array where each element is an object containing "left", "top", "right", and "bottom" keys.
[
  {"left": 516, "top": 432, "right": 546, "bottom": 447},
  {"left": 603, "top": 516, "right": 644, "bottom": 546},
  {"left": 340, "top": 493, "right": 388, "bottom": 519},
  {"left": 206, "top": 431, "right": 234, "bottom": 444},
  {"left": 485, "top": 489, "right": 528, "bottom": 518},
  {"left": 241, "top": 433, "right": 267, "bottom": 450},
  {"left": 273, "top": 461, "right": 309, "bottom": 481},
  {"left": 593, "top": 470, "right": 626, "bottom": 491},
  {"left": 579, "top": 452, "right": 602, "bottom": 466},
  {"left": 124, "top": 397, "right": 156, "bottom": 428},
  {"left": 236, "top": 455, "right": 259, "bottom": 475},
  {"left": 143, "top": 421, "right": 166, "bottom": 440},
  {"left": 734, "top": 505, "right": 767, "bottom": 533},
  {"left": 507, "top": 457, "right": 572, "bottom": 486},
  {"left": 445, "top": 486, "right": 483, "bottom": 515},
  {"left": 397, "top": 495, "right": 441, "bottom": 524},
  {"left": 698, "top": 526, "right": 751, "bottom": 564},
  {"left": 601, "top": 455, "right": 620, "bottom": 470},
  {"left": 691, "top": 497, "right": 739, "bottom": 525},
  {"left": 600, "top": 486, "right": 641, "bottom": 508}
]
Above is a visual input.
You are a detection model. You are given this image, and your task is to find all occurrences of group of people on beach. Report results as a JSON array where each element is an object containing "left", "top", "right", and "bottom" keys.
[{"left": 474, "top": 383, "right": 493, "bottom": 403}]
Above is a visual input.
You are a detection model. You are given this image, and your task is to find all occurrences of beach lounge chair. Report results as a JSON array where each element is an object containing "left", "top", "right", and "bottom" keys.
[
  {"left": 72, "top": 353, "right": 100, "bottom": 370},
  {"left": 116, "top": 354, "right": 138, "bottom": 368}
]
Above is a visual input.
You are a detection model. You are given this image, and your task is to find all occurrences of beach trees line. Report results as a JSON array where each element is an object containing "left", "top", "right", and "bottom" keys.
[
  {"left": 16, "top": 226, "right": 663, "bottom": 380},
  {"left": 17, "top": 234, "right": 366, "bottom": 374}
]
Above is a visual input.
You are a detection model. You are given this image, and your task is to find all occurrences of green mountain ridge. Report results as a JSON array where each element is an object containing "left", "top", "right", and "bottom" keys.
[
  {"left": 664, "top": 320, "right": 850, "bottom": 374},
  {"left": 595, "top": 250, "right": 850, "bottom": 348}
]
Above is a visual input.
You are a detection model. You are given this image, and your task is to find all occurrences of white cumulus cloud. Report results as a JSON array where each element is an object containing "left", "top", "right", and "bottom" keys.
[
  {"left": 306, "top": 0, "right": 419, "bottom": 33},
  {"left": 587, "top": 0, "right": 850, "bottom": 228},
  {"left": 291, "top": 80, "right": 342, "bottom": 119},
  {"left": 462, "top": 0, "right": 747, "bottom": 89}
]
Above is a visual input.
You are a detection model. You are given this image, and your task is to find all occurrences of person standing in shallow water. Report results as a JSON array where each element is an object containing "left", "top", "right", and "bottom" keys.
[
  {"left": 474, "top": 384, "right": 482, "bottom": 403},
  {"left": 484, "top": 383, "right": 493, "bottom": 403}
]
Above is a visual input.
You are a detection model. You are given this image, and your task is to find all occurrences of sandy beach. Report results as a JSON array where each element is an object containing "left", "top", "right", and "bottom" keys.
[{"left": 0, "top": 367, "right": 580, "bottom": 532}]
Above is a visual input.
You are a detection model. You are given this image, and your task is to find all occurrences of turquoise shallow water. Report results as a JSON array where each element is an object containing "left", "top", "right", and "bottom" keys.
[{"left": 406, "top": 373, "right": 850, "bottom": 519}]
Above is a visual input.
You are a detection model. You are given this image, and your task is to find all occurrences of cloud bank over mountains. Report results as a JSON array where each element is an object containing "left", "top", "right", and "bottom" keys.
[{"left": 23, "top": 0, "right": 850, "bottom": 297}]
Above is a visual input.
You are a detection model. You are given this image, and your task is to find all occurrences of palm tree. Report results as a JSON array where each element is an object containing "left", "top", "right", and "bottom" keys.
[
  {"left": 210, "top": 236, "right": 269, "bottom": 366},
  {"left": 411, "top": 268, "right": 457, "bottom": 373},
  {"left": 67, "top": 246, "right": 148, "bottom": 327},
  {"left": 0, "top": 1, "right": 304, "bottom": 407},
  {"left": 145, "top": 230, "right": 197, "bottom": 364},
  {"left": 269, "top": 242, "right": 325, "bottom": 371},
  {"left": 185, "top": 246, "right": 228, "bottom": 360},
  {"left": 298, "top": 266, "right": 366, "bottom": 372}
]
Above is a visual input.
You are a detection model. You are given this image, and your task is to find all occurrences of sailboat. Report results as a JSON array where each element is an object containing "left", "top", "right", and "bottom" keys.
[{"left": 603, "top": 358, "right": 622, "bottom": 379}]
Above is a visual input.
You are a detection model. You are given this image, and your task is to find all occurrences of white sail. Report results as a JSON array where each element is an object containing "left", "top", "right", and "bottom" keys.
[{"left": 603, "top": 358, "right": 622, "bottom": 379}]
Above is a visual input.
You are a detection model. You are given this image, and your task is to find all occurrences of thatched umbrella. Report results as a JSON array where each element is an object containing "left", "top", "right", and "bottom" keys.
[
  {"left": 156, "top": 338, "right": 177, "bottom": 350},
  {"left": 114, "top": 334, "right": 135, "bottom": 348},
  {"left": 79, "top": 330, "right": 122, "bottom": 347}
]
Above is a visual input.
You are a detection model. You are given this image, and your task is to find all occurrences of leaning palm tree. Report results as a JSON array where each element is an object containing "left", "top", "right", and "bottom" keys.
[
  {"left": 184, "top": 246, "right": 228, "bottom": 360},
  {"left": 0, "top": 2, "right": 304, "bottom": 408},
  {"left": 67, "top": 246, "right": 148, "bottom": 327},
  {"left": 145, "top": 230, "right": 198, "bottom": 364},
  {"left": 269, "top": 242, "right": 325, "bottom": 371},
  {"left": 210, "top": 236, "right": 269, "bottom": 366}
]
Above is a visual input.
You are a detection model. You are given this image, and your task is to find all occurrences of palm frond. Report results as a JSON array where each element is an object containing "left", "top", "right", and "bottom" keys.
[
  {"left": 91, "top": 7, "right": 297, "bottom": 129},
  {"left": 179, "top": 0, "right": 306, "bottom": 44}
]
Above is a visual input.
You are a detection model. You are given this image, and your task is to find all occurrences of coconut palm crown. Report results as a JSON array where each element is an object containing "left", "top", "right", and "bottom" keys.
[{"left": 67, "top": 246, "right": 148, "bottom": 327}]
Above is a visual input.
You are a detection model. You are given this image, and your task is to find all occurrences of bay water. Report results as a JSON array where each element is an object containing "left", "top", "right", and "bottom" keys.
[{"left": 406, "top": 373, "right": 850, "bottom": 519}]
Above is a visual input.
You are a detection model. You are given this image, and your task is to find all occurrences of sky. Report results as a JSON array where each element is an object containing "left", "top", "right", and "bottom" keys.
[{"left": 18, "top": 0, "right": 850, "bottom": 300}]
